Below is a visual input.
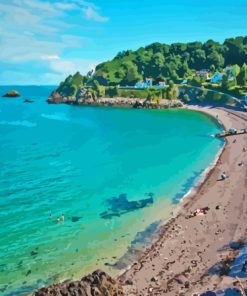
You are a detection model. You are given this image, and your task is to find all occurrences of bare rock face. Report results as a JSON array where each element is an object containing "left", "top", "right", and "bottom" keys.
[
  {"left": 47, "top": 91, "right": 63, "bottom": 104},
  {"left": 35, "top": 270, "right": 124, "bottom": 296},
  {"left": 2, "top": 90, "right": 20, "bottom": 97}
]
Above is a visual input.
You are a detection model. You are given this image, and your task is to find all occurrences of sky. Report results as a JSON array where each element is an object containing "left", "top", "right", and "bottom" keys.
[{"left": 0, "top": 0, "right": 247, "bottom": 85}]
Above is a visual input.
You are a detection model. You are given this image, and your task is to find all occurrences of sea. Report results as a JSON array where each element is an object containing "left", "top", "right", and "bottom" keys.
[{"left": 0, "top": 85, "right": 224, "bottom": 295}]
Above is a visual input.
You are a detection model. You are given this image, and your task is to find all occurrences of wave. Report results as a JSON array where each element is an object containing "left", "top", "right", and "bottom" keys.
[
  {"left": 0, "top": 120, "right": 36, "bottom": 127},
  {"left": 41, "top": 112, "right": 70, "bottom": 122}
]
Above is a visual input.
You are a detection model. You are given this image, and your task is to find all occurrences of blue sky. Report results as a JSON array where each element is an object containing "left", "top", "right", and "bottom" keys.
[{"left": 0, "top": 0, "right": 247, "bottom": 85}]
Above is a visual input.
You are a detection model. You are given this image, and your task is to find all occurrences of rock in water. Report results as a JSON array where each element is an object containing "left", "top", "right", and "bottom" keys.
[
  {"left": 24, "top": 99, "right": 34, "bottom": 103},
  {"left": 34, "top": 269, "right": 124, "bottom": 296},
  {"left": 2, "top": 90, "right": 20, "bottom": 97}
]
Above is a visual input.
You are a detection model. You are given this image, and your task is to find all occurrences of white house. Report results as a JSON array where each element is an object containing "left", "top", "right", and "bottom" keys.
[{"left": 196, "top": 70, "right": 209, "bottom": 79}]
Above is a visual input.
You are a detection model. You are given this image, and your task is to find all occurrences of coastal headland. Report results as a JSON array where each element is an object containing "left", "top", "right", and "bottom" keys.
[{"left": 35, "top": 104, "right": 247, "bottom": 295}]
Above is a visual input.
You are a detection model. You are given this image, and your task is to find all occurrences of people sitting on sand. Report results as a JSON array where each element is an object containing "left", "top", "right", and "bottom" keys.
[
  {"left": 188, "top": 207, "right": 210, "bottom": 218},
  {"left": 233, "top": 139, "right": 237, "bottom": 143},
  {"left": 238, "top": 161, "right": 244, "bottom": 167},
  {"left": 243, "top": 147, "right": 246, "bottom": 152}
]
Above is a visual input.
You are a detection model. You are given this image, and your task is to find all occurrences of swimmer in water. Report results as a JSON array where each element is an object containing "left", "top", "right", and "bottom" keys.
[
  {"left": 61, "top": 214, "right": 64, "bottom": 221},
  {"left": 56, "top": 217, "right": 60, "bottom": 223}
]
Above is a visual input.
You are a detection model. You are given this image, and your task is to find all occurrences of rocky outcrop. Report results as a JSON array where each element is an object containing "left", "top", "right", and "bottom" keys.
[
  {"left": 47, "top": 89, "right": 183, "bottom": 109},
  {"left": 2, "top": 90, "right": 20, "bottom": 97},
  {"left": 35, "top": 270, "right": 124, "bottom": 296}
]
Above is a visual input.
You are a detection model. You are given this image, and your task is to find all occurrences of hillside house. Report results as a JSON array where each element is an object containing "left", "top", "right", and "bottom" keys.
[
  {"left": 196, "top": 70, "right": 210, "bottom": 79},
  {"left": 210, "top": 72, "right": 224, "bottom": 83}
]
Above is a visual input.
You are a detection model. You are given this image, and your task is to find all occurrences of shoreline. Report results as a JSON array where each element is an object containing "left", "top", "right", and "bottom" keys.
[
  {"left": 115, "top": 133, "right": 226, "bottom": 278},
  {"left": 118, "top": 104, "right": 247, "bottom": 295},
  {"left": 33, "top": 103, "right": 247, "bottom": 295},
  {"left": 47, "top": 95, "right": 183, "bottom": 109}
]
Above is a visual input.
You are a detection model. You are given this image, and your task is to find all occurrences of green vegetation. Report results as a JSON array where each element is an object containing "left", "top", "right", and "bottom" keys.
[
  {"left": 237, "top": 63, "right": 247, "bottom": 86},
  {"left": 198, "top": 62, "right": 247, "bottom": 100},
  {"left": 179, "top": 86, "right": 235, "bottom": 105},
  {"left": 55, "top": 36, "right": 247, "bottom": 102},
  {"left": 57, "top": 72, "right": 90, "bottom": 96},
  {"left": 104, "top": 82, "right": 178, "bottom": 101},
  {"left": 93, "top": 36, "right": 247, "bottom": 86}
]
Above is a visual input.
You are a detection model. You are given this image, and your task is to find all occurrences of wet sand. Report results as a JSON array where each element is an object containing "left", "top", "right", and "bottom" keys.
[{"left": 119, "top": 105, "right": 247, "bottom": 295}]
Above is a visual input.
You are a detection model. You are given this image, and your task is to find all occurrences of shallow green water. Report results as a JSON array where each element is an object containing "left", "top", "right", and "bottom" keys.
[{"left": 0, "top": 86, "right": 224, "bottom": 295}]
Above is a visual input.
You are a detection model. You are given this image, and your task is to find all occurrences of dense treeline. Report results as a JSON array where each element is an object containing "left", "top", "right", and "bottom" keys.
[
  {"left": 94, "top": 36, "right": 247, "bottom": 86},
  {"left": 56, "top": 36, "right": 247, "bottom": 99}
]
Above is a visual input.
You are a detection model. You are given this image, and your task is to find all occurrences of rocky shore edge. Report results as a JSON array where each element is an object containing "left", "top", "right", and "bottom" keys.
[
  {"left": 35, "top": 269, "right": 124, "bottom": 296},
  {"left": 47, "top": 91, "right": 183, "bottom": 109}
]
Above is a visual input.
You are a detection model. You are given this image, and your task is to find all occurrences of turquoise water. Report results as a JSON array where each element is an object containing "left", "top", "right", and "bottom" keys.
[{"left": 0, "top": 86, "right": 224, "bottom": 295}]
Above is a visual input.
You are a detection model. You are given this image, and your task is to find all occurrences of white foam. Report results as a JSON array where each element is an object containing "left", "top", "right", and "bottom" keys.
[
  {"left": 0, "top": 120, "right": 36, "bottom": 127},
  {"left": 41, "top": 112, "right": 70, "bottom": 122}
]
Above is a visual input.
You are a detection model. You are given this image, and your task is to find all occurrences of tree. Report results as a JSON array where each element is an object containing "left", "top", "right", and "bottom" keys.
[
  {"left": 183, "top": 94, "right": 190, "bottom": 103},
  {"left": 166, "top": 80, "right": 178, "bottom": 100},
  {"left": 231, "top": 64, "right": 240, "bottom": 77},
  {"left": 237, "top": 63, "right": 247, "bottom": 86},
  {"left": 56, "top": 35, "right": 247, "bottom": 95},
  {"left": 222, "top": 73, "right": 236, "bottom": 90},
  {"left": 206, "top": 51, "right": 224, "bottom": 69},
  {"left": 210, "top": 64, "right": 216, "bottom": 73},
  {"left": 150, "top": 53, "right": 165, "bottom": 78},
  {"left": 122, "top": 61, "right": 142, "bottom": 85}
]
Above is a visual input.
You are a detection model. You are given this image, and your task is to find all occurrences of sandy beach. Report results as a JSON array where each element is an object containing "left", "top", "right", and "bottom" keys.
[{"left": 119, "top": 105, "right": 247, "bottom": 295}]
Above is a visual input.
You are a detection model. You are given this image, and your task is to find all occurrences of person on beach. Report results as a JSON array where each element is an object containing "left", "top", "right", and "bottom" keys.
[
  {"left": 221, "top": 171, "right": 227, "bottom": 180},
  {"left": 233, "top": 139, "right": 237, "bottom": 143},
  {"left": 238, "top": 161, "right": 244, "bottom": 166},
  {"left": 243, "top": 147, "right": 246, "bottom": 152}
]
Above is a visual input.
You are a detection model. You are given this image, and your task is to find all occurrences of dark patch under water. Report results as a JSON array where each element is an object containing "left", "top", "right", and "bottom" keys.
[
  {"left": 100, "top": 193, "right": 154, "bottom": 219},
  {"left": 71, "top": 216, "right": 82, "bottom": 222},
  {"left": 108, "top": 220, "right": 161, "bottom": 269},
  {"left": 172, "top": 169, "right": 204, "bottom": 204}
]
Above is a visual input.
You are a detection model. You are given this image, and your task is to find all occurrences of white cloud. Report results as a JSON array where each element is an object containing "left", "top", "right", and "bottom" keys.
[
  {"left": 41, "top": 55, "right": 60, "bottom": 61},
  {"left": 83, "top": 6, "right": 109, "bottom": 22},
  {"left": 49, "top": 58, "right": 100, "bottom": 77},
  {"left": 54, "top": 2, "right": 77, "bottom": 10},
  {"left": 0, "top": 0, "right": 109, "bottom": 84}
]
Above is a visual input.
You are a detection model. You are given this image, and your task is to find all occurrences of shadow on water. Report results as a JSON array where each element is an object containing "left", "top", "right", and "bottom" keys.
[
  {"left": 201, "top": 288, "right": 247, "bottom": 296},
  {"left": 208, "top": 240, "right": 247, "bottom": 278},
  {"left": 100, "top": 193, "right": 154, "bottom": 219},
  {"left": 172, "top": 169, "right": 204, "bottom": 204},
  {"left": 106, "top": 220, "right": 162, "bottom": 269}
]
